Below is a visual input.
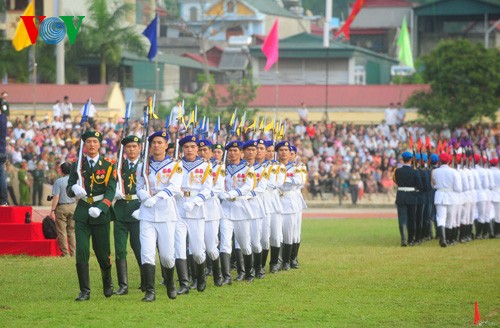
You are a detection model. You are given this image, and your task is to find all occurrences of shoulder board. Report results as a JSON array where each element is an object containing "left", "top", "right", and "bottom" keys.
[
  {"left": 104, "top": 157, "right": 116, "bottom": 164},
  {"left": 71, "top": 158, "right": 77, "bottom": 163}
]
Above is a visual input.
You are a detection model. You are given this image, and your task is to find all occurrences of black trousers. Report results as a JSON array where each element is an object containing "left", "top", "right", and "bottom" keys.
[{"left": 397, "top": 204, "right": 417, "bottom": 242}]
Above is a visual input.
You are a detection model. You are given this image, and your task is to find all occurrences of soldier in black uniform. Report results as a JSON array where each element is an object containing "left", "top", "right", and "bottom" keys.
[
  {"left": 428, "top": 154, "right": 440, "bottom": 239},
  {"left": 415, "top": 154, "right": 430, "bottom": 244},
  {"left": 393, "top": 151, "right": 423, "bottom": 246}
]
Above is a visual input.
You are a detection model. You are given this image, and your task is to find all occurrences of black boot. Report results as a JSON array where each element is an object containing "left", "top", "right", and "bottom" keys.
[
  {"left": 141, "top": 263, "right": 155, "bottom": 302},
  {"left": 101, "top": 266, "right": 114, "bottom": 297},
  {"left": 205, "top": 256, "right": 213, "bottom": 276},
  {"left": 438, "top": 226, "right": 447, "bottom": 248},
  {"left": 235, "top": 249, "right": 245, "bottom": 281},
  {"left": 495, "top": 222, "right": 500, "bottom": 238},
  {"left": 400, "top": 223, "right": 408, "bottom": 247},
  {"left": 488, "top": 221, "right": 495, "bottom": 239},
  {"left": 196, "top": 261, "right": 207, "bottom": 292},
  {"left": 188, "top": 254, "right": 197, "bottom": 290},
  {"left": 253, "top": 252, "right": 264, "bottom": 279},
  {"left": 175, "top": 259, "right": 190, "bottom": 295},
  {"left": 281, "top": 244, "right": 292, "bottom": 271},
  {"left": 212, "top": 257, "right": 223, "bottom": 287},
  {"left": 161, "top": 266, "right": 177, "bottom": 300},
  {"left": 115, "top": 259, "right": 128, "bottom": 295},
  {"left": 474, "top": 221, "right": 482, "bottom": 239},
  {"left": 261, "top": 249, "right": 269, "bottom": 275},
  {"left": 452, "top": 227, "right": 459, "bottom": 244},
  {"left": 269, "top": 246, "right": 281, "bottom": 273},
  {"left": 220, "top": 252, "right": 232, "bottom": 285},
  {"left": 139, "top": 264, "right": 146, "bottom": 292},
  {"left": 459, "top": 226, "right": 467, "bottom": 243},
  {"left": 291, "top": 243, "right": 300, "bottom": 269},
  {"left": 243, "top": 254, "right": 254, "bottom": 282},
  {"left": 75, "top": 263, "right": 90, "bottom": 301},
  {"left": 445, "top": 228, "right": 454, "bottom": 246}
]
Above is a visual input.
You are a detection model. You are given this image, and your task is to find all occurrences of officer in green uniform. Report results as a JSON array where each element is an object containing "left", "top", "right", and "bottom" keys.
[
  {"left": 67, "top": 131, "right": 117, "bottom": 301},
  {"left": 113, "top": 135, "right": 142, "bottom": 295}
]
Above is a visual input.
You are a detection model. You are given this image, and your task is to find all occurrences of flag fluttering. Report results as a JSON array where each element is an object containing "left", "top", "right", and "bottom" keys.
[
  {"left": 261, "top": 19, "right": 279, "bottom": 71},
  {"left": 143, "top": 15, "right": 158, "bottom": 61},
  {"left": 397, "top": 16, "right": 414, "bottom": 70},
  {"left": 334, "top": 0, "right": 365, "bottom": 40},
  {"left": 12, "top": 1, "right": 36, "bottom": 51}
]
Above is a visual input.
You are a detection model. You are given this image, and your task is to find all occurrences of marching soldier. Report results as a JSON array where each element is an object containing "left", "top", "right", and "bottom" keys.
[
  {"left": 473, "top": 154, "right": 490, "bottom": 238},
  {"left": 393, "top": 151, "right": 422, "bottom": 247},
  {"left": 166, "top": 142, "right": 175, "bottom": 157},
  {"left": 290, "top": 145, "right": 307, "bottom": 268},
  {"left": 276, "top": 142, "right": 303, "bottom": 270},
  {"left": 135, "top": 130, "right": 182, "bottom": 302},
  {"left": 219, "top": 141, "right": 257, "bottom": 282},
  {"left": 197, "top": 139, "right": 224, "bottom": 286},
  {"left": 67, "top": 131, "right": 117, "bottom": 301},
  {"left": 113, "top": 135, "right": 143, "bottom": 295},
  {"left": 431, "top": 153, "right": 462, "bottom": 247},
  {"left": 175, "top": 135, "right": 213, "bottom": 293},
  {"left": 414, "top": 154, "right": 428, "bottom": 244},
  {"left": 489, "top": 158, "right": 500, "bottom": 237}
]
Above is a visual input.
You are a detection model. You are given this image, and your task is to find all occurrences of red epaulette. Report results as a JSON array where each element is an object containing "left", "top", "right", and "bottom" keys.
[{"left": 104, "top": 157, "right": 117, "bottom": 164}]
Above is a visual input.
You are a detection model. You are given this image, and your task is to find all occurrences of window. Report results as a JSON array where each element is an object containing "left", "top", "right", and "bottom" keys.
[
  {"left": 354, "top": 65, "right": 366, "bottom": 85},
  {"left": 190, "top": 7, "right": 198, "bottom": 21},
  {"left": 227, "top": 1, "right": 235, "bottom": 13}
]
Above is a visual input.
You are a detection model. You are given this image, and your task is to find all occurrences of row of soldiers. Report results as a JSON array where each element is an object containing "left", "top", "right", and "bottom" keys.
[
  {"left": 66, "top": 130, "right": 307, "bottom": 302},
  {"left": 393, "top": 150, "right": 500, "bottom": 247}
]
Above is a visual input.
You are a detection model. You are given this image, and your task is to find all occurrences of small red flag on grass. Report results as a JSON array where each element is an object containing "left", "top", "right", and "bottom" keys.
[{"left": 474, "top": 301, "right": 480, "bottom": 325}]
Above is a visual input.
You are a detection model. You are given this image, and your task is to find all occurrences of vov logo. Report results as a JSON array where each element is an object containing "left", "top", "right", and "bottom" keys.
[{"left": 20, "top": 16, "right": 85, "bottom": 45}]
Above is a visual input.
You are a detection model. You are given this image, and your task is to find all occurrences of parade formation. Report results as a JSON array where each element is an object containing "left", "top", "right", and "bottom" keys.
[
  {"left": 393, "top": 139, "right": 500, "bottom": 248},
  {"left": 66, "top": 99, "right": 308, "bottom": 302}
]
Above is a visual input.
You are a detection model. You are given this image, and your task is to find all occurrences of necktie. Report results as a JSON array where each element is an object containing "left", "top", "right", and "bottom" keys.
[
  {"left": 89, "top": 159, "right": 95, "bottom": 168},
  {"left": 129, "top": 161, "right": 135, "bottom": 171}
]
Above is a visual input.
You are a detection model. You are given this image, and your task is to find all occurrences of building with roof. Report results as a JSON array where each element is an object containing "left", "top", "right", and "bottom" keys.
[
  {"left": 413, "top": 0, "right": 500, "bottom": 55},
  {"left": 250, "top": 32, "right": 398, "bottom": 86}
]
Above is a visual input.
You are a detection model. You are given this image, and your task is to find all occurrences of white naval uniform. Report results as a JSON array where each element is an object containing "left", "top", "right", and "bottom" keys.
[
  {"left": 457, "top": 166, "right": 470, "bottom": 227},
  {"left": 262, "top": 162, "right": 286, "bottom": 249},
  {"left": 490, "top": 166, "right": 500, "bottom": 223},
  {"left": 248, "top": 161, "right": 269, "bottom": 254},
  {"left": 464, "top": 167, "right": 476, "bottom": 226},
  {"left": 175, "top": 157, "right": 212, "bottom": 264},
  {"left": 136, "top": 156, "right": 182, "bottom": 269},
  {"left": 474, "top": 165, "right": 490, "bottom": 224},
  {"left": 220, "top": 160, "right": 256, "bottom": 256},
  {"left": 431, "top": 164, "right": 462, "bottom": 228},
  {"left": 293, "top": 162, "right": 308, "bottom": 244},
  {"left": 279, "top": 162, "right": 303, "bottom": 244},
  {"left": 204, "top": 159, "right": 225, "bottom": 261}
]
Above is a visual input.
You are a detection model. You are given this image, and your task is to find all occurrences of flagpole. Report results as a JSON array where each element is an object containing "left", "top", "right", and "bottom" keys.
[
  {"left": 32, "top": 44, "right": 37, "bottom": 118},
  {"left": 155, "top": 5, "right": 159, "bottom": 98},
  {"left": 274, "top": 62, "right": 279, "bottom": 126}
]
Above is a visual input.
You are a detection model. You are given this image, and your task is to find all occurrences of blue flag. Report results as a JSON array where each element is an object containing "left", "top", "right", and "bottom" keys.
[{"left": 143, "top": 15, "right": 158, "bottom": 61}]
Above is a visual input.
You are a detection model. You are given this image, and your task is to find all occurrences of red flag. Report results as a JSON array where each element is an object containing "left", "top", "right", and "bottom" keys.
[
  {"left": 436, "top": 140, "right": 442, "bottom": 153},
  {"left": 425, "top": 136, "right": 431, "bottom": 150},
  {"left": 334, "top": 0, "right": 366, "bottom": 40},
  {"left": 474, "top": 301, "right": 480, "bottom": 325},
  {"left": 261, "top": 19, "right": 279, "bottom": 71},
  {"left": 409, "top": 135, "right": 414, "bottom": 149},
  {"left": 417, "top": 138, "right": 422, "bottom": 152}
]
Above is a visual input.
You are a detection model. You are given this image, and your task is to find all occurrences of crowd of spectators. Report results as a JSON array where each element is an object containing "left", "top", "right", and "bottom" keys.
[{"left": 2, "top": 102, "right": 500, "bottom": 206}]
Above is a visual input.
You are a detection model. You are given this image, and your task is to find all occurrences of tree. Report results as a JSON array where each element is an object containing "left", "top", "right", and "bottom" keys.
[
  {"left": 82, "top": 0, "right": 144, "bottom": 83},
  {"left": 406, "top": 39, "right": 500, "bottom": 127}
]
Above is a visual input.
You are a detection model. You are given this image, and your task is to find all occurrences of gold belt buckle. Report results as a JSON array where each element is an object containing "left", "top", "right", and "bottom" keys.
[
  {"left": 184, "top": 191, "right": 191, "bottom": 197},
  {"left": 229, "top": 198, "right": 236, "bottom": 202},
  {"left": 87, "top": 196, "right": 94, "bottom": 204},
  {"left": 125, "top": 194, "right": 133, "bottom": 201}
]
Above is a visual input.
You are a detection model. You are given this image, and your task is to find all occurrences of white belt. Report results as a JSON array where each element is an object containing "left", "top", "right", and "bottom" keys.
[
  {"left": 81, "top": 194, "right": 104, "bottom": 204},
  {"left": 437, "top": 188, "right": 452, "bottom": 192},
  {"left": 397, "top": 187, "right": 415, "bottom": 192}
]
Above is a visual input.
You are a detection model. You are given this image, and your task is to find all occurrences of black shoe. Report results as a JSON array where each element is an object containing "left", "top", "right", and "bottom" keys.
[
  {"left": 212, "top": 257, "right": 223, "bottom": 287},
  {"left": 261, "top": 249, "right": 269, "bottom": 274},
  {"left": 243, "top": 254, "right": 254, "bottom": 282},
  {"left": 75, "top": 263, "right": 90, "bottom": 301},
  {"left": 161, "top": 266, "right": 177, "bottom": 300},
  {"left": 269, "top": 246, "right": 281, "bottom": 273},
  {"left": 188, "top": 254, "right": 197, "bottom": 290},
  {"left": 281, "top": 244, "right": 292, "bottom": 271},
  {"left": 290, "top": 243, "right": 300, "bottom": 269},
  {"left": 115, "top": 259, "right": 128, "bottom": 295},
  {"left": 438, "top": 226, "right": 447, "bottom": 248},
  {"left": 141, "top": 264, "right": 156, "bottom": 302},
  {"left": 175, "top": 259, "right": 190, "bottom": 295},
  {"left": 254, "top": 252, "right": 264, "bottom": 279},
  {"left": 220, "top": 252, "right": 232, "bottom": 286},
  {"left": 205, "top": 257, "right": 213, "bottom": 276},
  {"left": 196, "top": 261, "right": 207, "bottom": 292},
  {"left": 101, "top": 266, "right": 114, "bottom": 297}
]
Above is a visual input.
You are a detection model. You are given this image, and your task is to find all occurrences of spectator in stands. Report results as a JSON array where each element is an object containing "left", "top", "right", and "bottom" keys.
[
  {"left": 349, "top": 168, "right": 361, "bottom": 205},
  {"left": 384, "top": 103, "right": 398, "bottom": 126},
  {"left": 32, "top": 161, "right": 46, "bottom": 206},
  {"left": 53, "top": 100, "right": 62, "bottom": 119},
  {"left": 298, "top": 102, "right": 309, "bottom": 123},
  {"left": 18, "top": 161, "right": 30, "bottom": 205},
  {"left": 61, "top": 96, "right": 73, "bottom": 121},
  {"left": 396, "top": 102, "right": 406, "bottom": 126}
]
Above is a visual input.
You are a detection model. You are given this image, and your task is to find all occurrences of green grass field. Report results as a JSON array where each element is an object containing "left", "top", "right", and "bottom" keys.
[{"left": 0, "top": 218, "right": 498, "bottom": 327}]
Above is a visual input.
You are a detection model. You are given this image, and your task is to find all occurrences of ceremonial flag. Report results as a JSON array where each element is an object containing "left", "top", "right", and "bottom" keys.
[
  {"left": 334, "top": 0, "right": 365, "bottom": 40},
  {"left": 259, "top": 117, "right": 264, "bottom": 131},
  {"left": 246, "top": 117, "right": 257, "bottom": 132},
  {"left": 425, "top": 136, "right": 431, "bottom": 150},
  {"left": 187, "top": 110, "right": 195, "bottom": 127},
  {"left": 214, "top": 116, "right": 220, "bottom": 133},
  {"left": 12, "top": 0, "right": 35, "bottom": 51},
  {"left": 261, "top": 19, "right": 279, "bottom": 71},
  {"left": 264, "top": 119, "right": 274, "bottom": 132},
  {"left": 417, "top": 137, "right": 422, "bottom": 152},
  {"left": 143, "top": 15, "right": 158, "bottom": 61},
  {"left": 397, "top": 17, "right": 414, "bottom": 70},
  {"left": 474, "top": 301, "right": 481, "bottom": 326},
  {"left": 229, "top": 109, "right": 237, "bottom": 127},
  {"left": 409, "top": 134, "right": 414, "bottom": 149}
]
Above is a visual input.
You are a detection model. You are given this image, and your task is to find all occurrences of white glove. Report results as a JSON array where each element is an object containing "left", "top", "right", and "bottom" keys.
[
  {"left": 114, "top": 190, "right": 125, "bottom": 200},
  {"left": 192, "top": 196, "right": 204, "bottom": 206},
  {"left": 143, "top": 196, "right": 158, "bottom": 208},
  {"left": 183, "top": 201, "right": 195, "bottom": 212},
  {"left": 155, "top": 191, "right": 169, "bottom": 199},
  {"left": 137, "top": 189, "right": 150, "bottom": 202},
  {"left": 72, "top": 185, "right": 87, "bottom": 198},
  {"left": 88, "top": 207, "right": 102, "bottom": 218},
  {"left": 132, "top": 209, "right": 140, "bottom": 220},
  {"left": 219, "top": 192, "right": 230, "bottom": 200}
]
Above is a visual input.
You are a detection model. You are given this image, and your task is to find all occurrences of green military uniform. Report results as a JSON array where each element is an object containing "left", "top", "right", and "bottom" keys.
[
  {"left": 32, "top": 168, "right": 45, "bottom": 206},
  {"left": 113, "top": 135, "right": 142, "bottom": 295},
  {"left": 18, "top": 168, "right": 30, "bottom": 205},
  {"left": 67, "top": 131, "right": 117, "bottom": 301}
]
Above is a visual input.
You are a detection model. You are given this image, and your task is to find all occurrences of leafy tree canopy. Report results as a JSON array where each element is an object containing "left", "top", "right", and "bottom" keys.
[{"left": 406, "top": 39, "right": 500, "bottom": 127}]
